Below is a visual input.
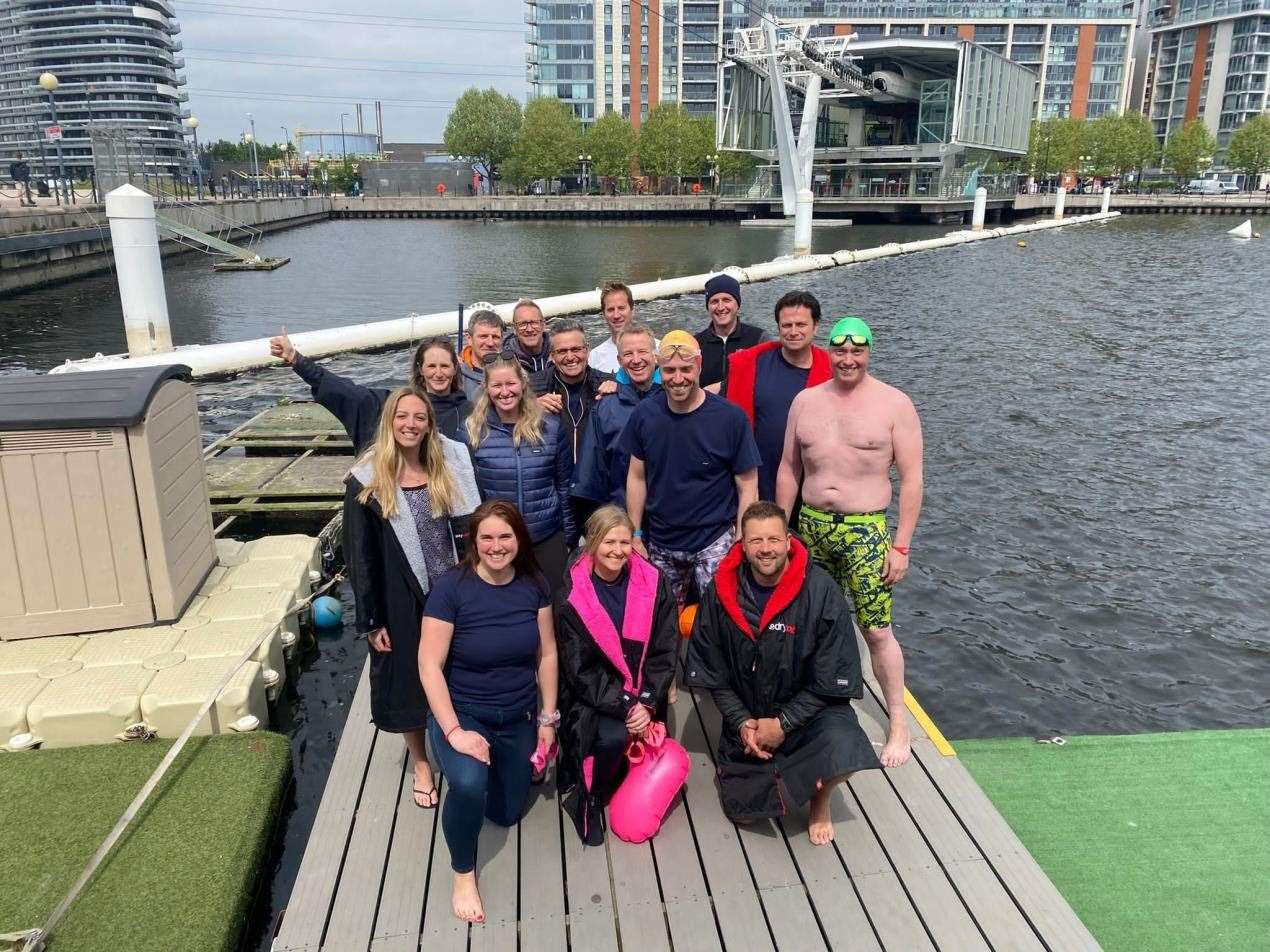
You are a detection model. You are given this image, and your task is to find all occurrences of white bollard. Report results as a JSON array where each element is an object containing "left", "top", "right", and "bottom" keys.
[
  {"left": 793, "top": 187, "right": 814, "bottom": 256},
  {"left": 105, "top": 184, "right": 173, "bottom": 356},
  {"left": 1054, "top": 186, "right": 1067, "bottom": 221},
  {"left": 972, "top": 186, "right": 988, "bottom": 231},
  {"left": 1101, "top": 186, "right": 1112, "bottom": 214}
]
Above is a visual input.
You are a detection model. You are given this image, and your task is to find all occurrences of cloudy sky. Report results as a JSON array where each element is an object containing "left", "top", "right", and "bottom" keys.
[{"left": 178, "top": 0, "right": 526, "bottom": 147}]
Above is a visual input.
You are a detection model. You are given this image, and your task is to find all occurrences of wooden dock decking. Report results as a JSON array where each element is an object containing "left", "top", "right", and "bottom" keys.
[
  {"left": 203, "top": 402, "right": 353, "bottom": 537},
  {"left": 271, "top": 643, "right": 1101, "bottom": 952}
]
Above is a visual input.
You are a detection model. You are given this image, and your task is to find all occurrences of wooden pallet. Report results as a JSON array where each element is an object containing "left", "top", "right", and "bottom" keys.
[
  {"left": 272, "top": 651, "right": 1101, "bottom": 952},
  {"left": 203, "top": 402, "right": 353, "bottom": 536}
]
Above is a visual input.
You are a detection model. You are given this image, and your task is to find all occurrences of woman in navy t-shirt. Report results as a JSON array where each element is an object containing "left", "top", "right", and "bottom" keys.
[{"left": 420, "top": 500, "right": 560, "bottom": 925}]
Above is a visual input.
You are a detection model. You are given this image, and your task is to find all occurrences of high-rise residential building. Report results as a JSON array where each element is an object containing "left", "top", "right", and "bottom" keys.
[
  {"left": 526, "top": 1, "right": 746, "bottom": 127},
  {"left": 1144, "top": 0, "right": 1270, "bottom": 152},
  {"left": 0, "top": 0, "right": 190, "bottom": 177},
  {"left": 765, "top": 2, "right": 1139, "bottom": 120}
]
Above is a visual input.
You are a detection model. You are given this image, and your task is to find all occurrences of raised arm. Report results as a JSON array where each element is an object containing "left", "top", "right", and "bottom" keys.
[{"left": 270, "top": 327, "right": 386, "bottom": 453}]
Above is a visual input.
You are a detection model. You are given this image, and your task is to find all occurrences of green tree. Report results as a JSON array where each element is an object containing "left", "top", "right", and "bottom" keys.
[
  {"left": 584, "top": 110, "right": 635, "bottom": 179},
  {"left": 636, "top": 103, "right": 695, "bottom": 179},
  {"left": 506, "top": 97, "right": 583, "bottom": 185},
  {"left": 443, "top": 87, "right": 522, "bottom": 184},
  {"left": 1225, "top": 114, "right": 1270, "bottom": 187},
  {"left": 1162, "top": 119, "right": 1217, "bottom": 181},
  {"left": 1084, "top": 112, "right": 1158, "bottom": 179},
  {"left": 1025, "top": 117, "right": 1085, "bottom": 179}
]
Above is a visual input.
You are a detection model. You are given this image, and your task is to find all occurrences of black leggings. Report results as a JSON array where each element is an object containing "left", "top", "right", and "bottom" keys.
[{"left": 589, "top": 713, "right": 630, "bottom": 804}]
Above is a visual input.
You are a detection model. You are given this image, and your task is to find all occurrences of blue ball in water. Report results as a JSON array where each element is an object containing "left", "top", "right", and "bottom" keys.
[{"left": 311, "top": 595, "right": 344, "bottom": 629}]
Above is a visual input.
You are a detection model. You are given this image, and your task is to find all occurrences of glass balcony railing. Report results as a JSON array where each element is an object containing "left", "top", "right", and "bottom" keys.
[
  {"left": 1149, "top": 0, "right": 1269, "bottom": 26},
  {"left": 767, "top": 2, "right": 1131, "bottom": 21}
]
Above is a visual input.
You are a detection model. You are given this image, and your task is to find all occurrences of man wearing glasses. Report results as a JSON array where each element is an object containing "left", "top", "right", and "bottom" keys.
[
  {"left": 505, "top": 299, "right": 552, "bottom": 380},
  {"left": 776, "top": 317, "right": 924, "bottom": 769},
  {"left": 623, "top": 330, "right": 761, "bottom": 609}
]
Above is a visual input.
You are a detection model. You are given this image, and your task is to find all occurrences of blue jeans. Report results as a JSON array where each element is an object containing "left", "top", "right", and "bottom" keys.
[{"left": 428, "top": 701, "right": 537, "bottom": 873}]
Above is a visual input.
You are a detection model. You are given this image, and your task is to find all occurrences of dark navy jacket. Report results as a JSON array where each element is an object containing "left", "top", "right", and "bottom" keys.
[
  {"left": 459, "top": 406, "right": 578, "bottom": 545},
  {"left": 571, "top": 380, "right": 662, "bottom": 511}
]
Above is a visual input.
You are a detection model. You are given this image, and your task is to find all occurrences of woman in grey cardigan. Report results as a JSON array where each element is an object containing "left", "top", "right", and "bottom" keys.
[{"left": 344, "top": 385, "right": 481, "bottom": 808}]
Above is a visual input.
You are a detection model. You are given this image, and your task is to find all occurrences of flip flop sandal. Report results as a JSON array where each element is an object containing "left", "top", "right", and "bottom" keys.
[{"left": 413, "top": 786, "right": 438, "bottom": 809}]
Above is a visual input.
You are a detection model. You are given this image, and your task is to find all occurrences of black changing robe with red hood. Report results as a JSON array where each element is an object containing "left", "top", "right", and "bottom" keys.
[{"left": 685, "top": 538, "right": 880, "bottom": 822}]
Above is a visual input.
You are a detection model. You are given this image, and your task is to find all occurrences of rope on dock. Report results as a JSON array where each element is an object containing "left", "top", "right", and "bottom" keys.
[{"left": 19, "top": 573, "right": 345, "bottom": 952}]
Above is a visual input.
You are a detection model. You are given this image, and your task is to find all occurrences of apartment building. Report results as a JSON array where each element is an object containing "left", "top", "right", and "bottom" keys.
[
  {"left": 1145, "top": 0, "right": 1270, "bottom": 150},
  {"left": 0, "top": 0, "right": 190, "bottom": 177},
  {"left": 526, "top": 1, "right": 750, "bottom": 127}
]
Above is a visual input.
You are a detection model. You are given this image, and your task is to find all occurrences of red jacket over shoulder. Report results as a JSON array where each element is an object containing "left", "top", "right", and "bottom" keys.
[{"left": 725, "top": 341, "right": 833, "bottom": 424}]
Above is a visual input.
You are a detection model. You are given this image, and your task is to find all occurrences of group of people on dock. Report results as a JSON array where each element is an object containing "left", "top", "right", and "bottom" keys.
[{"left": 270, "top": 275, "right": 924, "bottom": 924}]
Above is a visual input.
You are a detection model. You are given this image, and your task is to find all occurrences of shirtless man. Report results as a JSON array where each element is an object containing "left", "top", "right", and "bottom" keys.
[{"left": 775, "top": 317, "right": 923, "bottom": 767}]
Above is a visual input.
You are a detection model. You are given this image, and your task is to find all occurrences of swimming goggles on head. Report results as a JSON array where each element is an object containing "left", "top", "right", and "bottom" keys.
[
  {"left": 655, "top": 342, "right": 701, "bottom": 360},
  {"left": 829, "top": 332, "right": 870, "bottom": 347}
]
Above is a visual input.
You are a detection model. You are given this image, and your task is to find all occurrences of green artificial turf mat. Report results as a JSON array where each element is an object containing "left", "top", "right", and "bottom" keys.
[
  {"left": 0, "top": 732, "right": 291, "bottom": 952},
  {"left": 958, "top": 728, "right": 1270, "bottom": 952}
]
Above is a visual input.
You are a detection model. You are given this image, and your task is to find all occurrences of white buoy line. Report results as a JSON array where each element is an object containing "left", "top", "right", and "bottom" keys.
[{"left": 50, "top": 210, "right": 1122, "bottom": 379}]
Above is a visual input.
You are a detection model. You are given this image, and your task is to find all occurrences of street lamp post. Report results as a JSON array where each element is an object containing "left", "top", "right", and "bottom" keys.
[
  {"left": 246, "top": 112, "right": 260, "bottom": 195},
  {"left": 708, "top": 152, "right": 719, "bottom": 193},
  {"left": 38, "top": 72, "right": 71, "bottom": 204},
  {"left": 339, "top": 113, "right": 350, "bottom": 169},
  {"left": 185, "top": 116, "right": 203, "bottom": 200},
  {"left": 577, "top": 153, "right": 591, "bottom": 192}
]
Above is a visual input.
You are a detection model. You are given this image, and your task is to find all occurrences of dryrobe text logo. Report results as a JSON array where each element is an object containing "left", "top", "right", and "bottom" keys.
[{"left": 767, "top": 621, "right": 796, "bottom": 635}]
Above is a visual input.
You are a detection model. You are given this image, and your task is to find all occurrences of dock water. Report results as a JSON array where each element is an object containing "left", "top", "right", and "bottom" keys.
[{"left": 273, "top": 636, "right": 1101, "bottom": 951}]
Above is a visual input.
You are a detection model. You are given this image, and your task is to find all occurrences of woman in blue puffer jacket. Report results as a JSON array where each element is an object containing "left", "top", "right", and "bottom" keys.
[{"left": 461, "top": 354, "right": 577, "bottom": 591}]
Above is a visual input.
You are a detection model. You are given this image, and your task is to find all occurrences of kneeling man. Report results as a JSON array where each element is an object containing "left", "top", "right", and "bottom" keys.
[{"left": 685, "top": 502, "right": 881, "bottom": 844}]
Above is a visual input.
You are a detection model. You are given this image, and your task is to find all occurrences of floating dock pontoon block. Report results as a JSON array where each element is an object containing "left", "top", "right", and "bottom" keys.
[
  {"left": 175, "top": 619, "right": 286, "bottom": 697},
  {"left": 140, "top": 655, "right": 268, "bottom": 737},
  {"left": 240, "top": 535, "right": 322, "bottom": 575},
  {"left": 72, "top": 627, "right": 183, "bottom": 667},
  {"left": 197, "top": 588, "right": 301, "bottom": 651},
  {"left": 0, "top": 673, "right": 48, "bottom": 746},
  {"left": 26, "top": 662, "right": 154, "bottom": 748}
]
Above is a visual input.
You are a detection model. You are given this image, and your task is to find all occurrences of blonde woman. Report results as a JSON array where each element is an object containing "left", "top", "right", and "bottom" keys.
[
  {"left": 460, "top": 354, "right": 576, "bottom": 588},
  {"left": 344, "top": 385, "right": 481, "bottom": 808},
  {"left": 554, "top": 505, "right": 679, "bottom": 844}
]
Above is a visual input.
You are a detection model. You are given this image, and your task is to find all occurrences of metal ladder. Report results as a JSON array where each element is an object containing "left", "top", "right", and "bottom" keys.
[{"left": 154, "top": 199, "right": 265, "bottom": 261}]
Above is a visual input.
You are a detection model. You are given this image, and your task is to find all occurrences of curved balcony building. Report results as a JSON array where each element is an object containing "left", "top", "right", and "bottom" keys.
[{"left": 0, "top": 0, "right": 190, "bottom": 181}]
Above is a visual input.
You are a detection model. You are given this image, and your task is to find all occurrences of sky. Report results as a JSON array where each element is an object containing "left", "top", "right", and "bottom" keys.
[{"left": 178, "top": 0, "right": 527, "bottom": 147}]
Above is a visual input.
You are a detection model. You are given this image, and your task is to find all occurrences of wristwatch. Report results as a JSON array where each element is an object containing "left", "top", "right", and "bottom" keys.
[{"left": 537, "top": 709, "right": 561, "bottom": 727}]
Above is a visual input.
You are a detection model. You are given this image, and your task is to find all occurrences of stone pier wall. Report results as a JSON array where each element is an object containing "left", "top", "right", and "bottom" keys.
[{"left": 0, "top": 196, "right": 331, "bottom": 294}]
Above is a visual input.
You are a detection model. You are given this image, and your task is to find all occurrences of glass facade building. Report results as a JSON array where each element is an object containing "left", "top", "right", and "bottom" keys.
[
  {"left": 1145, "top": 0, "right": 1270, "bottom": 153},
  {"left": 0, "top": 0, "right": 190, "bottom": 177},
  {"left": 720, "top": 37, "right": 1033, "bottom": 200},
  {"left": 765, "top": 2, "right": 1137, "bottom": 119},
  {"left": 526, "top": 0, "right": 742, "bottom": 127}
]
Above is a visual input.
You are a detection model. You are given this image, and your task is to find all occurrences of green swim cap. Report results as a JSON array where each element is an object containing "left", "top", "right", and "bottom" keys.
[{"left": 829, "top": 316, "right": 873, "bottom": 348}]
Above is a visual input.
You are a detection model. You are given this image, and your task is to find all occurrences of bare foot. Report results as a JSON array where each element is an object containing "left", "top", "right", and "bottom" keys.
[
  {"left": 880, "top": 719, "right": 911, "bottom": 768},
  {"left": 413, "top": 760, "right": 438, "bottom": 808},
  {"left": 808, "top": 787, "right": 835, "bottom": 846},
  {"left": 452, "top": 871, "right": 484, "bottom": 923}
]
